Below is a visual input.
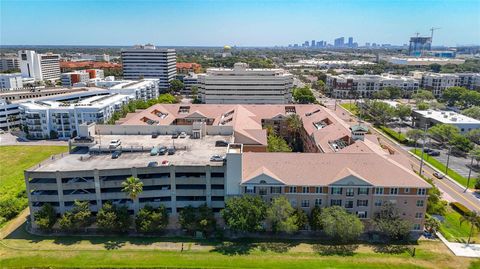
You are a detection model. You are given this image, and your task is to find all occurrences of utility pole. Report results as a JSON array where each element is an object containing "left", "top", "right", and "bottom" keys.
[
  {"left": 465, "top": 155, "right": 475, "bottom": 192},
  {"left": 445, "top": 145, "right": 452, "bottom": 174},
  {"left": 419, "top": 123, "right": 428, "bottom": 176}
]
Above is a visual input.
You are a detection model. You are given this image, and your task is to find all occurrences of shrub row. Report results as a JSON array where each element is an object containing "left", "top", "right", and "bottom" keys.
[
  {"left": 450, "top": 202, "right": 471, "bottom": 215},
  {"left": 379, "top": 126, "right": 409, "bottom": 144}
]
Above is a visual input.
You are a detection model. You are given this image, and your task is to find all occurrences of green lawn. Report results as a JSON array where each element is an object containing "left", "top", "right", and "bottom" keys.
[
  {"left": 410, "top": 149, "right": 474, "bottom": 188},
  {"left": 379, "top": 126, "right": 409, "bottom": 144},
  {"left": 0, "top": 224, "right": 475, "bottom": 269},
  {"left": 340, "top": 103, "right": 359, "bottom": 115},
  {"left": 439, "top": 208, "right": 479, "bottom": 243},
  {"left": 0, "top": 145, "right": 68, "bottom": 227}
]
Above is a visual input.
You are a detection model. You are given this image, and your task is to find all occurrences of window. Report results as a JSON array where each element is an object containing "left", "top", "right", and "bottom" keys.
[
  {"left": 301, "top": 200, "right": 310, "bottom": 208},
  {"left": 357, "top": 211, "right": 367, "bottom": 219},
  {"left": 245, "top": 186, "right": 254, "bottom": 194},
  {"left": 415, "top": 212, "right": 423, "bottom": 219},
  {"left": 416, "top": 200, "right": 424, "bottom": 207},
  {"left": 346, "top": 188, "right": 354, "bottom": 197},
  {"left": 331, "top": 187, "right": 342, "bottom": 195},
  {"left": 289, "top": 186, "right": 297, "bottom": 193},
  {"left": 374, "top": 187, "right": 384, "bottom": 195},
  {"left": 404, "top": 188, "right": 410, "bottom": 194},
  {"left": 290, "top": 199, "right": 297, "bottom": 207},
  {"left": 413, "top": 224, "right": 421, "bottom": 231},
  {"left": 315, "top": 198, "right": 322, "bottom": 206},
  {"left": 330, "top": 199, "right": 342, "bottom": 206},
  {"left": 358, "top": 188, "right": 369, "bottom": 195},
  {"left": 258, "top": 187, "right": 267, "bottom": 195},
  {"left": 270, "top": 186, "right": 282, "bottom": 194},
  {"left": 390, "top": 188, "right": 398, "bottom": 195},
  {"left": 302, "top": 186, "right": 309, "bottom": 193},
  {"left": 374, "top": 199, "right": 382, "bottom": 206},
  {"left": 315, "top": 187, "right": 323, "bottom": 193},
  {"left": 357, "top": 200, "right": 368, "bottom": 207},
  {"left": 417, "top": 188, "right": 426, "bottom": 195},
  {"left": 345, "top": 200, "right": 354, "bottom": 208}
]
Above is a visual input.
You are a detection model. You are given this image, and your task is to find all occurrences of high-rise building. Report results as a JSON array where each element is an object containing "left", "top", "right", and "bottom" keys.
[
  {"left": 121, "top": 44, "right": 176, "bottom": 91},
  {"left": 0, "top": 73, "right": 23, "bottom": 89},
  {"left": 348, "top": 37, "right": 354, "bottom": 47},
  {"left": 18, "top": 50, "right": 61, "bottom": 81},
  {"left": 334, "top": 37, "right": 345, "bottom": 47},
  {"left": 0, "top": 56, "right": 19, "bottom": 72},
  {"left": 311, "top": 40, "right": 316, "bottom": 47},
  {"left": 408, "top": 37, "right": 432, "bottom": 56}
]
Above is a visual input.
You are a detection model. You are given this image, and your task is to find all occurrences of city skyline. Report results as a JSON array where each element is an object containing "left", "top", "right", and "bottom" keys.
[{"left": 1, "top": 0, "right": 479, "bottom": 47}]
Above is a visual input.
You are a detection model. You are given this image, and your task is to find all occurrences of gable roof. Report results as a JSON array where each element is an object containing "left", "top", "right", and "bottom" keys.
[{"left": 243, "top": 166, "right": 285, "bottom": 185}]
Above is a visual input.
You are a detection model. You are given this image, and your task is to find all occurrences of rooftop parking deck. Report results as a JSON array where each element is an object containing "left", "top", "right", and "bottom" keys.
[{"left": 30, "top": 134, "right": 232, "bottom": 172}]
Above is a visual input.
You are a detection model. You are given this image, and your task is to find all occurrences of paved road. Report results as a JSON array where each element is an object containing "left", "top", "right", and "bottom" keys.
[
  {"left": 326, "top": 99, "right": 480, "bottom": 212},
  {"left": 0, "top": 132, "right": 68, "bottom": 146}
]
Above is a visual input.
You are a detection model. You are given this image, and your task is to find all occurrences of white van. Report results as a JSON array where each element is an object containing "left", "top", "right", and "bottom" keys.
[{"left": 109, "top": 139, "right": 121, "bottom": 149}]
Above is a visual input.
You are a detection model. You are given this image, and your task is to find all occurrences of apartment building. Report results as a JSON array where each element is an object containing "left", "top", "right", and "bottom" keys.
[
  {"left": 61, "top": 69, "right": 105, "bottom": 87},
  {"left": 106, "top": 79, "right": 160, "bottom": 101},
  {"left": 0, "top": 55, "right": 19, "bottom": 71},
  {"left": 0, "top": 73, "right": 23, "bottom": 89},
  {"left": 326, "top": 74, "right": 420, "bottom": 98},
  {"left": 0, "top": 98, "right": 21, "bottom": 130},
  {"left": 18, "top": 50, "right": 61, "bottom": 81},
  {"left": 181, "top": 73, "right": 198, "bottom": 95},
  {"left": 25, "top": 104, "right": 430, "bottom": 232},
  {"left": 197, "top": 63, "right": 293, "bottom": 104},
  {"left": 420, "top": 73, "right": 459, "bottom": 97},
  {"left": 121, "top": 44, "right": 176, "bottom": 90}
]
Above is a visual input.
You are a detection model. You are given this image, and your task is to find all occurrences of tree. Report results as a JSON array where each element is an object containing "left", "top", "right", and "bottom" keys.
[
  {"left": 286, "top": 114, "right": 303, "bottom": 151},
  {"left": 412, "top": 90, "right": 435, "bottom": 102},
  {"left": 169, "top": 79, "right": 184, "bottom": 93},
  {"left": 266, "top": 196, "right": 298, "bottom": 233},
  {"left": 373, "top": 202, "right": 411, "bottom": 242},
  {"left": 395, "top": 104, "right": 412, "bottom": 122},
  {"left": 426, "top": 179, "right": 447, "bottom": 216},
  {"left": 429, "top": 101, "right": 446, "bottom": 110},
  {"left": 267, "top": 134, "right": 292, "bottom": 152},
  {"left": 430, "top": 63, "right": 441, "bottom": 73},
  {"left": 442, "top": 86, "right": 468, "bottom": 107},
  {"left": 178, "top": 206, "right": 197, "bottom": 232},
  {"left": 428, "top": 124, "right": 461, "bottom": 146},
  {"left": 449, "top": 134, "right": 474, "bottom": 154},
  {"left": 460, "top": 211, "right": 480, "bottom": 245},
  {"left": 96, "top": 202, "right": 131, "bottom": 233},
  {"left": 293, "top": 87, "right": 316, "bottom": 104},
  {"left": 293, "top": 208, "right": 308, "bottom": 230},
  {"left": 178, "top": 204, "right": 216, "bottom": 235},
  {"left": 470, "top": 147, "right": 480, "bottom": 166},
  {"left": 312, "top": 80, "right": 326, "bottom": 93},
  {"left": 157, "top": 93, "right": 178, "bottom": 104},
  {"left": 34, "top": 203, "right": 57, "bottom": 231},
  {"left": 221, "top": 195, "right": 267, "bottom": 232},
  {"left": 368, "top": 101, "right": 395, "bottom": 126},
  {"left": 416, "top": 101, "right": 429, "bottom": 110},
  {"left": 406, "top": 129, "right": 424, "bottom": 150},
  {"left": 58, "top": 200, "right": 93, "bottom": 231},
  {"left": 425, "top": 215, "right": 441, "bottom": 234},
  {"left": 309, "top": 206, "right": 323, "bottom": 231},
  {"left": 122, "top": 176, "right": 143, "bottom": 214},
  {"left": 384, "top": 87, "right": 402, "bottom": 99},
  {"left": 135, "top": 205, "right": 169, "bottom": 233},
  {"left": 372, "top": 89, "right": 390, "bottom": 100},
  {"left": 463, "top": 106, "right": 480, "bottom": 120},
  {"left": 319, "top": 206, "right": 363, "bottom": 243}
]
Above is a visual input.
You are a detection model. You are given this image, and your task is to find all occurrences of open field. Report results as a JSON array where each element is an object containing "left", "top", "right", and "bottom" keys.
[
  {"left": 0, "top": 145, "right": 68, "bottom": 227},
  {"left": 411, "top": 149, "right": 474, "bottom": 189},
  {"left": 340, "top": 102, "right": 359, "bottom": 115},
  {"left": 439, "top": 207, "right": 480, "bottom": 243},
  {"left": 0, "top": 223, "right": 478, "bottom": 269}
]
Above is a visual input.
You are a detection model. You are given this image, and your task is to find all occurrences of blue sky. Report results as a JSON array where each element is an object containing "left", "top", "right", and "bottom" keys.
[{"left": 1, "top": 0, "right": 479, "bottom": 46}]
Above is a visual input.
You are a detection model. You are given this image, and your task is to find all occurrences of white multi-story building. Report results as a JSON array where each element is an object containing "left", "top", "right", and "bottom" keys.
[
  {"left": 182, "top": 73, "right": 198, "bottom": 95},
  {"left": 61, "top": 72, "right": 90, "bottom": 87},
  {"left": 197, "top": 63, "right": 293, "bottom": 104},
  {"left": 19, "top": 93, "right": 131, "bottom": 139},
  {"left": 0, "top": 99, "right": 21, "bottom": 130},
  {"left": 0, "top": 73, "right": 23, "bottom": 89},
  {"left": 326, "top": 74, "right": 420, "bottom": 98},
  {"left": 419, "top": 73, "right": 459, "bottom": 97},
  {"left": 412, "top": 109, "right": 480, "bottom": 134},
  {"left": 106, "top": 79, "right": 160, "bottom": 101},
  {"left": 121, "top": 44, "right": 176, "bottom": 91},
  {"left": 18, "top": 50, "right": 61, "bottom": 81},
  {"left": 0, "top": 56, "right": 19, "bottom": 72}
]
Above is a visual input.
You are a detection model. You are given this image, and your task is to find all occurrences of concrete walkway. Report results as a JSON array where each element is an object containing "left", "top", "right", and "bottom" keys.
[{"left": 437, "top": 232, "right": 480, "bottom": 258}]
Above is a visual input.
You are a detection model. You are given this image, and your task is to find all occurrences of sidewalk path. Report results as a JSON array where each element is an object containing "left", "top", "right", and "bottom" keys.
[
  {"left": 0, "top": 208, "right": 29, "bottom": 239},
  {"left": 437, "top": 232, "right": 480, "bottom": 258}
]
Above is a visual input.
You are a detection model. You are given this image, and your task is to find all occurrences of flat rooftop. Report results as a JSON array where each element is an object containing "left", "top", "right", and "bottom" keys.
[
  {"left": 414, "top": 109, "right": 480, "bottom": 124},
  {"left": 30, "top": 134, "right": 232, "bottom": 172}
]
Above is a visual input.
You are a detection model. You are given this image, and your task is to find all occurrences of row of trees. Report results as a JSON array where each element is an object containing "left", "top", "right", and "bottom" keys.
[
  {"left": 360, "top": 100, "right": 412, "bottom": 126},
  {"left": 442, "top": 87, "right": 480, "bottom": 109}
]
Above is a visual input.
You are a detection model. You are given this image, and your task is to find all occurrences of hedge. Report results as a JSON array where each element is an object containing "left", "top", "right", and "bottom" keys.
[
  {"left": 379, "top": 126, "right": 409, "bottom": 144},
  {"left": 450, "top": 202, "right": 471, "bottom": 215}
]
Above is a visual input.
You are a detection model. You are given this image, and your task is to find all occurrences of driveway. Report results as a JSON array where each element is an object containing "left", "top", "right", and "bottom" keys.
[{"left": 0, "top": 132, "right": 68, "bottom": 146}]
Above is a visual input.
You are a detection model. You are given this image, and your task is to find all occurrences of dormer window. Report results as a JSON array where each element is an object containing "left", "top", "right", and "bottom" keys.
[
  {"left": 285, "top": 106, "right": 296, "bottom": 114},
  {"left": 178, "top": 106, "right": 190, "bottom": 114}
]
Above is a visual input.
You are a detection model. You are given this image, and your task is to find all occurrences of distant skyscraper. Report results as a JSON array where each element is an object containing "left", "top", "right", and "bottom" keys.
[
  {"left": 348, "top": 37, "right": 354, "bottom": 47},
  {"left": 365, "top": 42, "right": 370, "bottom": 47},
  {"left": 408, "top": 37, "right": 432, "bottom": 56},
  {"left": 18, "top": 50, "right": 61, "bottom": 81},
  {"left": 304, "top": 41, "right": 310, "bottom": 47},
  {"left": 311, "top": 40, "right": 316, "bottom": 47},
  {"left": 334, "top": 37, "right": 344, "bottom": 47},
  {"left": 316, "top": 41, "right": 322, "bottom": 48}
]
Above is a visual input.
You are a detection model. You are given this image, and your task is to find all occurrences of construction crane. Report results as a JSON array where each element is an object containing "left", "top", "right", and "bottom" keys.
[
  {"left": 430, "top": 27, "right": 441, "bottom": 40},
  {"left": 414, "top": 32, "right": 420, "bottom": 38}
]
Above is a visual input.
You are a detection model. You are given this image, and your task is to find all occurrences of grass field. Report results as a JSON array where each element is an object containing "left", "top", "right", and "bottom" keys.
[
  {"left": 0, "top": 145, "right": 68, "bottom": 227},
  {"left": 340, "top": 102, "right": 359, "bottom": 115},
  {"left": 439, "top": 208, "right": 480, "bottom": 243},
  {"left": 0, "top": 224, "right": 477, "bottom": 269},
  {"left": 410, "top": 149, "right": 473, "bottom": 189}
]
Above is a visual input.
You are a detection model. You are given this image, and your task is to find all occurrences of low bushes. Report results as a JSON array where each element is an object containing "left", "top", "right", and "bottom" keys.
[
  {"left": 450, "top": 202, "right": 471, "bottom": 215},
  {"left": 379, "top": 126, "right": 409, "bottom": 144}
]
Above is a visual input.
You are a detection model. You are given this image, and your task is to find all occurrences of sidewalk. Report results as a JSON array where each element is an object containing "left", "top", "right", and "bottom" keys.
[{"left": 437, "top": 232, "right": 480, "bottom": 258}]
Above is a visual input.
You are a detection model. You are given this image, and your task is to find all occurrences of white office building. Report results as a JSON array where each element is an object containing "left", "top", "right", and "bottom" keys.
[
  {"left": 0, "top": 56, "right": 19, "bottom": 72},
  {"left": 197, "top": 63, "right": 293, "bottom": 104},
  {"left": 61, "top": 72, "right": 91, "bottom": 87},
  {"left": 0, "top": 99, "right": 21, "bottom": 130},
  {"left": 121, "top": 44, "right": 176, "bottom": 91},
  {"left": 106, "top": 79, "right": 160, "bottom": 101},
  {"left": 0, "top": 73, "right": 23, "bottom": 89},
  {"left": 412, "top": 109, "right": 480, "bottom": 134},
  {"left": 326, "top": 74, "right": 420, "bottom": 98},
  {"left": 18, "top": 50, "right": 61, "bottom": 81}
]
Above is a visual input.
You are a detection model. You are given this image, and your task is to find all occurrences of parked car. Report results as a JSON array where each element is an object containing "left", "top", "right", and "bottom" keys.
[
  {"left": 167, "top": 146, "right": 176, "bottom": 155},
  {"left": 109, "top": 139, "right": 121, "bottom": 149},
  {"left": 179, "top": 132, "right": 187, "bottom": 138},
  {"left": 161, "top": 160, "right": 169, "bottom": 165},
  {"left": 147, "top": 161, "right": 158, "bottom": 167},
  {"left": 210, "top": 155, "right": 224, "bottom": 162},
  {"left": 428, "top": 151, "right": 440, "bottom": 156},
  {"left": 433, "top": 172, "right": 445, "bottom": 179},
  {"left": 423, "top": 148, "right": 432, "bottom": 153},
  {"left": 171, "top": 133, "right": 179, "bottom": 139},
  {"left": 150, "top": 147, "right": 158, "bottom": 156},
  {"left": 111, "top": 150, "right": 122, "bottom": 159},
  {"left": 158, "top": 146, "right": 167, "bottom": 155},
  {"left": 151, "top": 132, "right": 158, "bottom": 138},
  {"left": 215, "top": 140, "right": 228, "bottom": 147}
]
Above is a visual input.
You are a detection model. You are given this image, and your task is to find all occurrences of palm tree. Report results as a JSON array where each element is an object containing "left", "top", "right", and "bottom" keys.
[
  {"left": 121, "top": 176, "right": 143, "bottom": 215},
  {"left": 460, "top": 211, "right": 480, "bottom": 245},
  {"left": 286, "top": 114, "right": 303, "bottom": 152}
]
